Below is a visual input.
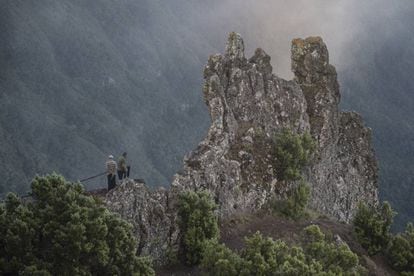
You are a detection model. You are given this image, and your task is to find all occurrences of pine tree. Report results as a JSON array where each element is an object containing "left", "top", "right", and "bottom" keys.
[
  {"left": 353, "top": 201, "right": 395, "bottom": 255},
  {"left": 177, "top": 190, "right": 219, "bottom": 265},
  {"left": 0, "top": 174, "right": 154, "bottom": 275},
  {"left": 283, "top": 181, "right": 311, "bottom": 219},
  {"left": 273, "top": 130, "right": 315, "bottom": 181},
  {"left": 388, "top": 223, "right": 414, "bottom": 274}
]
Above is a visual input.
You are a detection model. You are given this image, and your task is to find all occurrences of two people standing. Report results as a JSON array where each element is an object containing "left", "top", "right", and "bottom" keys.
[{"left": 106, "top": 152, "right": 131, "bottom": 191}]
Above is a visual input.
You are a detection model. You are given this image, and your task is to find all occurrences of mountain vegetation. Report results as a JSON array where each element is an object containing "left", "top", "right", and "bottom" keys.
[
  {"left": 280, "top": 181, "right": 311, "bottom": 220},
  {"left": 272, "top": 131, "right": 315, "bottom": 182},
  {"left": 353, "top": 201, "right": 414, "bottom": 275},
  {"left": 0, "top": 174, "right": 154, "bottom": 275},
  {"left": 175, "top": 188, "right": 368, "bottom": 275},
  {"left": 269, "top": 131, "right": 313, "bottom": 220},
  {"left": 201, "top": 226, "right": 365, "bottom": 275},
  {"left": 353, "top": 202, "right": 395, "bottom": 255},
  {"left": 177, "top": 190, "right": 219, "bottom": 265},
  {"left": 1, "top": 175, "right": 412, "bottom": 275},
  {"left": 388, "top": 223, "right": 414, "bottom": 274}
]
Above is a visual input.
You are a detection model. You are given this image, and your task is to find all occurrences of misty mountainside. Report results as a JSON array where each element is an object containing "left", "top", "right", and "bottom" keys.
[
  {"left": 1, "top": 0, "right": 414, "bottom": 229},
  {"left": 338, "top": 9, "right": 414, "bottom": 229},
  {"left": 0, "top": 0, "right": 213, "bottom": 193}
]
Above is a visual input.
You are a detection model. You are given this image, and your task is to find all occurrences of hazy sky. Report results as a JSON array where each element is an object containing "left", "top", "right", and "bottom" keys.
[{"left": 184, "top": 0, "right": 413, "bottom": 78}]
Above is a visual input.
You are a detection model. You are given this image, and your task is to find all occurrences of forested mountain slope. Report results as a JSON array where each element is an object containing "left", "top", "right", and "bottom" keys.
[
  {"left": 0, "top": 1, "right": 211, "bottom": 192},
  {"left": 1, "top": 0, "right": 413, "bottom": 229}
]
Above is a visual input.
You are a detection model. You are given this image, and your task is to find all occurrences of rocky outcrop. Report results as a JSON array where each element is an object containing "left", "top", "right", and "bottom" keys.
[
  {"left": 172, "top": 33, "right": 310, "bottom": 216},
  {"left": 291, "top": 37, "right": 378, "bottom": 221},
  {"left": 104, "top": 180, "right": 179, "bottom": 264},
  {"left": 172, "top": 33, "right": 378, "bottom": 220},
  {"left": 104, "top": 33, "right": 378, "bottom": 264}
]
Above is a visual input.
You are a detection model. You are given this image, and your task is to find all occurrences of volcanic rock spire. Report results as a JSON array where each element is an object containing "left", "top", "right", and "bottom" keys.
[{"left": 105, "top": 33, "right": 378, "bottom": 264}]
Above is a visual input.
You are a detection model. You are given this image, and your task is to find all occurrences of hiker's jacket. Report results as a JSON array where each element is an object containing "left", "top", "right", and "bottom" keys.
[
  {"left": 106, "top": 160, "right": 117, "bottom": 175},
  {"left": 118, "top": 156, "right": 127, "bottom": 172}
]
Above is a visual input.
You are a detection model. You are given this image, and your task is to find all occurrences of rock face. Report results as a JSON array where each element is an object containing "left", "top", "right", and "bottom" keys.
[
  {"left": 104, "top": 33, "right": 378, "bottom": 264},
  {"left": 291, "top": 37, "right": 378, "bottom": 221},
  {"left": 105, "top": 180, "right": 179, "bottom": 264},
  {"left": 172, "top": 33, "right": 311, "bottom": 216},
  {"left": 172, "top": 33, "right": 378, "bottom": 220}
]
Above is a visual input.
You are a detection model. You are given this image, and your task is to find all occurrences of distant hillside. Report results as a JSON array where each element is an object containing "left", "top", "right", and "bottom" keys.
[{"left": 0, "top": 1, "right": 212, "bottom": 193}]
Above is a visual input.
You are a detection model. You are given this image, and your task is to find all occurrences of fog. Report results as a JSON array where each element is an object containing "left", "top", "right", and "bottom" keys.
[
  {"left": 179, "top": 0, "right": 412, "bottom": 78},
  {"left": 158, "top": 0, "right": 414, "bottom": 228}
]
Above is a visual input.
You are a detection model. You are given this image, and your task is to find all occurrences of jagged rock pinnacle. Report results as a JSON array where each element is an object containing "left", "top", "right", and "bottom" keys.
[
  {"left": 292, "top": 36, "right": 331, "bottom": 83},
  {"left": 291, "top": 36, "right": 340, "bottom": 149},
  {"left": 249, "top": 48, "right": 273, "bottom": 76},
  {"left": 225, "top": 32, "right": 246, "bottom": 62},
  {"left": 174, "top": 32, "right": 377, "bottom": 222}
]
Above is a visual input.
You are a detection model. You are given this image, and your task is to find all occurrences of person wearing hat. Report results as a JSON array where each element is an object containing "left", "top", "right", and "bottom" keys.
[{"left": 106, "top": 155, "right": 117, "bottom": 191}]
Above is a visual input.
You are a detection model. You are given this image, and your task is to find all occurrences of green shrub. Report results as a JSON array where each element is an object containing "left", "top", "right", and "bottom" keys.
[
  {"left": 201, "top": 226, "right": 364, "bottom": 275},
  {"left": 241, "top": 232, "right": 313, "bottom": 275},
  {"left": 271, "top": 130, "right": 314, "bottom": 220},
  {"left": 302, "top": 225, "right": 361, "bottom": 274},
  {"left": 201, "top": 240, "right": 243, "bottom": 276},
  {"left": 387, "top": 223, "right": 414, "bottom": 274},
  {"left": 353, "top": 201, "right": 395, "bottom": 255},
  {"left": 177, "top": 190, "right": 219, "bottom": 265},
  {"left": 0, "top": 174, "right": 154, "bottom": 275},
  {"left": 282, "top": 181, "right": 311, "bottom": 219},
  {"left": 273, "top": 130, "right": 315, "bottom": 181}
]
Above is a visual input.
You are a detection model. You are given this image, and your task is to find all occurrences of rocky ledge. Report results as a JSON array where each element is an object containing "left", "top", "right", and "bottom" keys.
[{"left": 104, "top": 33, "right": 378, "bottom": 264}]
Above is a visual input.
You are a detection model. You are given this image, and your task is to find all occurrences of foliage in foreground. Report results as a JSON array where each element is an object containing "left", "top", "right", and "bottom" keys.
[
  {"left": 387, "top": 222, "right": 414, "bottom": 274},
  {"left": 273, "top": 130, "right": 315, "bottom": 182},
  {"left": 353, "top": 201, "right": 394, "bottom": 255},
  {"left": 353, "top": 200, "right": 414, "bottom": 274},
  {"left": 201, "top": 225, "right": 365, "bottom": 276},
  {"left": 177, "top": 190, "right": 219, "bottom": 265},
  {"left": 0, "top": 174, "right": 154, "bottom": 276}
]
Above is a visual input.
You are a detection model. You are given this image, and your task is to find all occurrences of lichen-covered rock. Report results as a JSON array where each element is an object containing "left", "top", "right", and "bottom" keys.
[
  {"left": 104, "top": 180, "right": 179, "bottom": 265},
  {"left": 172, "top": 32, "right": 310, "bottom": 217},
  {"left": 173, "top": 33, "right": 377, "bottom": 220},
  {"left": 104, "top": 33, "right": 378, "bottom": 264},
  {"left": 292, "top": 37, "right": 340, "bottom": 149},
  {"left": 292, "top": 37, "right": 378, "bottom": 221}
]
